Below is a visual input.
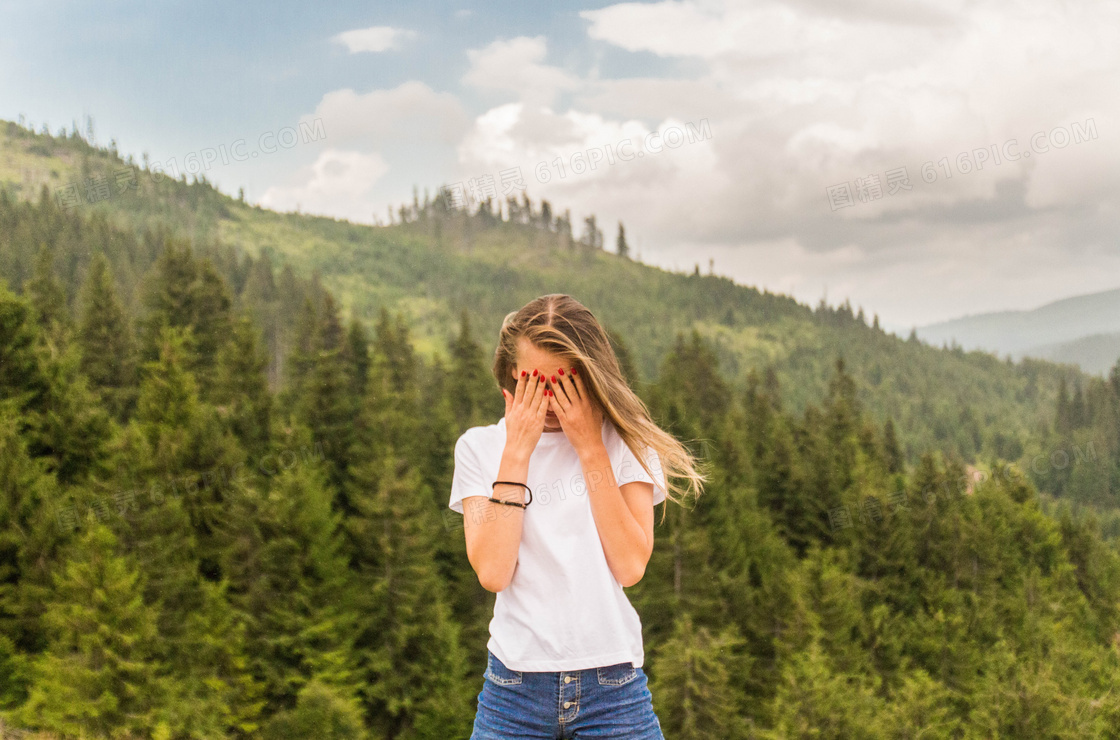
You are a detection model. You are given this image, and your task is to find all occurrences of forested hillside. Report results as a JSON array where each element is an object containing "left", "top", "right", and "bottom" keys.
[
  {"left": 0, "top": 119, "right": 1094, "bottom": 469},
  {"left": 3, "top": 118, "right": 1120, "bottom": 738}
]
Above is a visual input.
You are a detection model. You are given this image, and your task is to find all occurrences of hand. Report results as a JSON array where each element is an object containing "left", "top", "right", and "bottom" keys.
[
  {"left": 501, "top": 370, "right": 549, "bottom": 458},
  {"left": 547, "top": 367, "right": 604, "bottom": 454}
]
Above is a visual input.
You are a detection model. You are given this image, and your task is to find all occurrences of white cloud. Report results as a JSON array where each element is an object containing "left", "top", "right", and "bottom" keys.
[
  {"left": 304, "top": 81, "right": 470, "bottom": 148},
  {"left": 260, "top": 149, "right": 389, "bottom": 222},
  {"left": 274, "top": 81, "right": 473, "bottom": 222},
  {"left": 283, "top": 0, "right": 1120, "bottom": 324},
  {"left": 565, "top": 0, "right": 1120, "bottom": 325},
  {"left": 331, "top": 25, "right": 416, "bottom": 53},
  {"left": 463, "top": 36, "right": 580, "bottom": 106}
]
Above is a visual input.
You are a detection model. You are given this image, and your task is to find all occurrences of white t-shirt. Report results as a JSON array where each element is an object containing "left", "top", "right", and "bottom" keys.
[{"left": 448, "top": 416, "right": 668, "bottom": 672}]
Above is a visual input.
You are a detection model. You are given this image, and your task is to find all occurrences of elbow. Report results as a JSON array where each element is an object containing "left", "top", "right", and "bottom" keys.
[
  {"left": 618, "top": 562, "right": 647, "bottom": 588},
  {"left": 618, "top": 547, "right": 652, "bottom": 588},
  {"left": 478, "top": 571, "right": 511, "bottom": 593},
  {"left": 473, "top": 559, "right": 514, "bottom": 593}
]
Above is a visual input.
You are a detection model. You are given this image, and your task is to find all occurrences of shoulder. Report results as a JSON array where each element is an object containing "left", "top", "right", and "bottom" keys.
[
  {"left": 603, "top": 421, "right": 647, "bottom": 468},
  {"left": 455, "top": 418, "right": 505, "bottom": 455},
  {"left": 603, "top": 419, "right": 642, "bottom": 454}
]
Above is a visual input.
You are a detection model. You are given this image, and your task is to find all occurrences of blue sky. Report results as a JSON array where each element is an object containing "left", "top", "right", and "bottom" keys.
[{"left": 3, "top": 0, "right": 1119, "bottom": 330}]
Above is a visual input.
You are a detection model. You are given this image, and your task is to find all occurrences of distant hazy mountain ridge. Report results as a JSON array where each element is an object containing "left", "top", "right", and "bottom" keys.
[{"left": 916, "top": 288, "right": 1120, "bottom": 375}]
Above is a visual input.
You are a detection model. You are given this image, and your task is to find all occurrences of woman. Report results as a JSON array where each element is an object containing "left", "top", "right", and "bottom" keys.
[{"left": 448, "top": 294, "right": 705, "bottom": 738}]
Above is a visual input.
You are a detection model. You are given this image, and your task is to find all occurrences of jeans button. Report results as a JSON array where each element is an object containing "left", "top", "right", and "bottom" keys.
[
  {"left": 564, "top": 701, "right": 573, "bottom": 708},
  {"left": 564, "top": 676, "right": 572, "bottom": 684}
]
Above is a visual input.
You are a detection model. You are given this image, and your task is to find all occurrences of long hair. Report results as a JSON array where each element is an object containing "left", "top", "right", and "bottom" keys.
[{"left": 492, "top": 294, "right": 705, "bottom": 523}]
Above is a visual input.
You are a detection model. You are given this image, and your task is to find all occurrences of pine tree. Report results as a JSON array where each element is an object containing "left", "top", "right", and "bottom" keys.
[
  {"left": 0, "top": 633, "right": 30, "bottom": 709},
  {"left": 344, "top": 444, "right": 473, "bottom": 739},
  {"left": 558, "top": 209, "right": 573, "bottom": 249},
  {"left": 35, "top": 343, "right": 115, "bottom": 486},
  {"left": 0, "top": 403, "right": 66, "bottom": 664},
  {"left": 25, "top": 243, "right": 70, "bottom": 345},
  {"left": 139, "top": 238, "right": 233, "bottom": 397},
  {"left": 77, "top": 251, "right": 137, "bottom": 418},
  {"left": 262, "top": 678, "right": 369, "bottom": 740},
  {"left": 157, "top": 578, "right": 266, "bottom": 740},
  {"left": 0, "top": 283, "right": 51, "bottom": 422},
  {"left": 134, "top": 324, "right": 244, "bottom": 574},
  {"left": 653, "top": 329, "right": 728, "bottom": 433},
  {"left": 883, "top": 417, "right": 904, "bottom": 474},
  {"left": 282, "top": 295, "right": 320, "bottom": 409},
  {"left": 221, "top": 459, "right": 362, "bottom": 714},
  {"left": 616, "top": 222, "right": 630, "bottom": 258},
  {"left": 447, "top": 308, "right": 501, "bottom": 431},
  {"left": 1056, "top": 376, "right": 1071, "bottom": 435},
  {"left": 606, "top": 327, "right": 640, "bottom": 389},
  {"left": 369, "top": 307, "right": 424, "bottom": 465},
  {"left": 649, "top": 612, "right": 753, "bottom": 739},
  {"left": 296, "top": 293, "right": 356, "bottom": 490},
  {"left": 239, "top": 252, "right": 281, "bottom": 389},
  {"left": 344, "top": 318, "right": 371, "bottom": 401},
  {"left": 2, "top": 282, "right": 111, "bottom": 485},
  {"left": 540, "top": 200, "right": 553, "bottom": 231},
  {"left": 763, "top": 630, "right": 885, "bottom": 739},
  {"left": 96, "top": 421, "right": 265, "bottom": 738},
  {"left": 14, "top": 523, "right": 169, "bottom": 739},
  {"left": 580, "top": 214, "right": 603, "bottom": 250},
  {"left": 213, "top": 314, "right": 273, "bottom": 457},
  {"left": 415, "top": 353, "right": 460, "bottom": 509},
  {"left": 1070, "top": 379, "right": 1087, "bottom": 429},
  {"left": 757, "top": 413, "right": 813, "bottom": 555}
]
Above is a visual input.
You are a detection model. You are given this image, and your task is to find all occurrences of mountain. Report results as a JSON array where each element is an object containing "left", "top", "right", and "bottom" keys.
[
  {"left": 916, "top": 287, "right": 1120, "bottom": 375},
  {"left": 1023, "top": 332, "right": 1120, "bottom": 376},
  {"left": 0, "top": 118, "right": 1098, "bottom": 465}
]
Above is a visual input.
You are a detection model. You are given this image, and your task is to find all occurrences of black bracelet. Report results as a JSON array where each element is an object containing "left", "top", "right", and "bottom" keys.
[{"left": 490, "top": 480, "right": 533, "bottom": 509}]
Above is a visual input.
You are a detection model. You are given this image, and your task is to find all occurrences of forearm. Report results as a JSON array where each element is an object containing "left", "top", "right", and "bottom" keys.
[
  {"left": 467, "top": 445, "right": 529, "bottom": 591},
  {"left": 579, "top": 441, "right": 650, "bottom": 586}
]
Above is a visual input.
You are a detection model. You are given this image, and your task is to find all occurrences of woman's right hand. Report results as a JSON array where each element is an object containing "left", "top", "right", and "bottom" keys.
[{"left": 501, "top": 370, "right": 549, "bottom": 458}]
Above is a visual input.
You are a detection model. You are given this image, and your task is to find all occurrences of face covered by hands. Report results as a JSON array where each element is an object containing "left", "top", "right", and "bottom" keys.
[
  {"left": 506, "top": 337, "right": 603, "bottom": 450},
  {"left": 544, "top": 365, "right": 604, "bottom": 453}
]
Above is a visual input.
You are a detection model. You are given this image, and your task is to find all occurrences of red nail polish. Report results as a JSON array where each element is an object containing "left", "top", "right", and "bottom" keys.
[
  {"left": 521, "top": 370, "right": 527, "bottom": 377},
  {"left": 532, "top": 369, "right": 538, "bottom": 376},
  {"left": 558, "top": 368, "right": 564, "bottom": 375},
  {"left": 551, "top": 375, "right": 557, "bottom": 383},
  {"left": 571, "top": 367, "right": 577, "bottom": 376}
]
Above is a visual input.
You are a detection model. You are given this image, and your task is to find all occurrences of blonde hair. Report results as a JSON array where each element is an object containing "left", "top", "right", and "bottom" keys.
[{"left": 492, "top": 294, "right": 705, "bottom": 523}]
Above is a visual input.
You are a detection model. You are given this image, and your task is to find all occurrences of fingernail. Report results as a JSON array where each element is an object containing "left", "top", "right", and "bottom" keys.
[
  {"left": 521, "top": 370, "right": 527, "bottom": 377},
  {"left": 558, "top": 368, "right": 564, "bottom": 375},
  {"left": 571, "top": 367, "right": 577, "bottom": 376},
  {"left": 551, "top": 375, "right": 557, "bottom": 383},
  {"left": 532, "top": 369, "right": 538, "bottom": 376}
]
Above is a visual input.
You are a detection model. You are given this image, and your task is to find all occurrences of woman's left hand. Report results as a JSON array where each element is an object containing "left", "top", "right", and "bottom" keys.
[{"left": 547, "top": 367, "right": 603, "bottom": 453}]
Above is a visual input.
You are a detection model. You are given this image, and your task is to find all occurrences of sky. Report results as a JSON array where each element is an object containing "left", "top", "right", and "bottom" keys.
[{"left": 2, "top": 0, "right": 1118, "bottom": 332}]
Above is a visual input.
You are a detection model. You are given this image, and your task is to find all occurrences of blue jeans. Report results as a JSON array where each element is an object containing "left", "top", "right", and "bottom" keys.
[{"left": 470, "top": 649, "right": 666, "bottom": 739}]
